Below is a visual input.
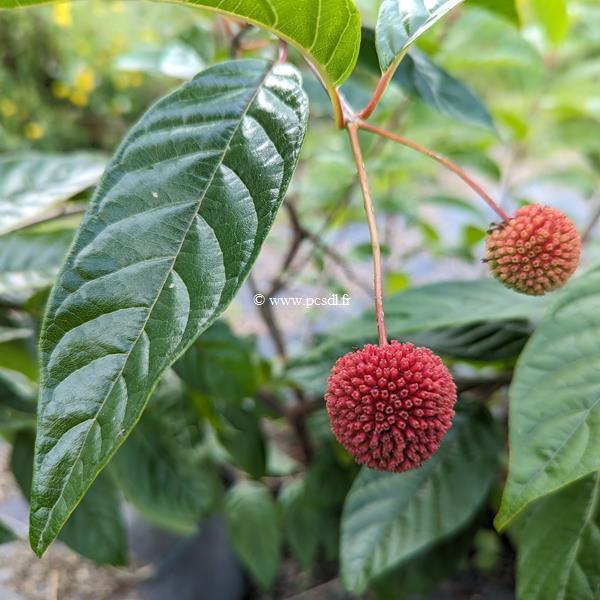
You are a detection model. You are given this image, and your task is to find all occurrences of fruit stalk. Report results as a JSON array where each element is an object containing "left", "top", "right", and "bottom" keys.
[
  {"left": 357, "top": 119, "right": 511, "bottom": 222},
  {"left": 347, "top": 121, "right": 388, "bottom": 346}
]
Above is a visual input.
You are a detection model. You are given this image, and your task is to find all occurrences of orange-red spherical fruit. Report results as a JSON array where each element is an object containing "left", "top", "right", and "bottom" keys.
[
  {"left": 486, "top": 204, "right": 581, "bottom": 296},
  {"left": 325, "top": 341, "right": 457, "bottom": 473}
]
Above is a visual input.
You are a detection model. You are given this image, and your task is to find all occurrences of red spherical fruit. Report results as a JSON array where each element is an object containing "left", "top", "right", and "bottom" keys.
[
  {"left": 486, "top": 204, "right": 581, "bottom": 296},
  {"left": 325, "top": 341, "right": 457, "bottom": 473}
]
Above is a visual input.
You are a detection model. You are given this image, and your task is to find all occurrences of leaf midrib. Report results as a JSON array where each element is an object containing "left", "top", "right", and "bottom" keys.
[{"left": 34, "top": 61, "right": 276, "bottom": 553}]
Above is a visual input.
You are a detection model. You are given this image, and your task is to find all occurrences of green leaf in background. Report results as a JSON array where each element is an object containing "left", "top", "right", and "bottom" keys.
[
  {"left": 376, "top": 0, "right": 464, "bottom": 73},
  {"left": 0, "top": 227, "right": 74, "bottom": 303},
  {"left": 496, "top": 267, "right": 600, "bottom": 530},
  {"left": 372, "top": 518, "right": 480, "bottom": 600},
  {"left": 0, "top": 153, "right": 105, "bottom": 234},
  {"left": 395, "top": 49, "right": 494, "bottom": 129},
  {"left": 111, "top": 407, "right": 220, "bottom": 534},
  {"left": 516, "top": 472, "right": 600, "bottom": 600},
  {"left": 358, "top": 28, "right": 494, "bottom": 129},
  {"left": 279, "top": 478, "right": 321, "bottom": 569},
  {"left": 468, "top": 0, "right": 519, "bottom": 25},
  {"left": 30, "top": 59, "right": 308, "bottom": 557},
  {"left": 340, "top": 409, "right": 500, "bottom": 593},
  {"left": 527, "top": 0, "right": 569, "bottom": 45},
  {"left": 224, "top": 480, "right": 281, "bottom": 590},
  {"left": 0, "top": 0, "right": 361, "bottom": 94},
  {"left": 11, "top": 432, "right": 127, "bottom": 565},
  {"left": 175, "top": 321, "right": 261, "bottom": 402},
  {"left": 0, "top": 520, "right": 16, "bottom": 544}
]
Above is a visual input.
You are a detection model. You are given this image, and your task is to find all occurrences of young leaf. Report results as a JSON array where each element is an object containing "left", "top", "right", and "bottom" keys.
[
  {"left": 11, "top": 432, "right": 128, "bottom": 565},
  {"left": 517, "top": 473, "right": 600, "bottom": 600},
  {"left": 0, "top": 0, "right": 361, "bottom": 90},
  {"left": 340, "top": 410, "right": 500, "bottom": 594},
  {"left": 376, "top": 0, "right": 464, "bottom": 73},
  {"left": 495, "top": 266, "right": 600, "bottom": 530},
  {"left": 30, "top": 59, "right": 308, "bottom": 557},
  {"left": 527, "top": 0, "right": 568, "bottom": 45},
  {"left": 224, "top": 481, "right": 281, "bottom": 590},
  {"left": 0, "top": 153, "right": 105, "bottom": 234}
]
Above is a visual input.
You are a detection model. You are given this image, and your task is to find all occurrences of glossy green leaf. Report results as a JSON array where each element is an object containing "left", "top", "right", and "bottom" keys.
[
  {"left": 376, "top": 0, "right": 464, "bottom": 72},
  {"left": 0, "top": 520, "right": 16, "bottom": 544},
  {"left": 30, "top": 59, "right": 308, "bottom": 557},
  {"left": 517, "top": 472, "right": 600, "bottom": 600},
  {"left": 0, "top": 0, "right": 361, "bottom": 89},
  {"left": 224, "top": 480, "right": 281, "bottom": 590},
  {"left": 496, "top": 267, "right": 600, "bottom": 530},
  {"left": 340, "top": 410, "right": 500, "bottom": 593},
  {"left": 11, "top": 431, "right": 127, "bottom": 565},
  {"left": 0, "top": 228, "right": 74, "bottom": 303},
  {"left": 0, "top": 153, "right": 105, "bottom": 234},
  {"left": 0, "top": 367, "right": 37, "bottom": 414},
  {"left": 111, "top": 404, "right": 220, "bottom": 534}
]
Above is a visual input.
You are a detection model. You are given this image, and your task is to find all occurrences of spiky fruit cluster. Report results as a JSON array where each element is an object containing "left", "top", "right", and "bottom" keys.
[
  {"left": 486, "top": 204, "right": 581, "bottom": 296},
  {"left": 325, "top": 341, "right": 457, "bottom": 473}
]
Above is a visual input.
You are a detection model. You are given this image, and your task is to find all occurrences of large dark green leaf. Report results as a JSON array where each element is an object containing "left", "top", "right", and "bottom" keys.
[
  {"left": 111, "top": 406, "right": 220, "bottom": 534},
  {"left": 0, "top": 0, "right": 361, "bottom": 90},
  {"left": 496, "top": 267, "right": 600, "bottom": 530},
  {"left": 376, "top": 0, "right": 464, "bottom": 72},
  {"left": 0, "top": 227, "right": 74, "bottom": 303},
  {"left": 11, "top": 431, "right": 127, "bottom": 565},
  {"left": 340, "top": 409, "right": 500, "bottom": 593},
  {"left": 517, "top": 472, "right": 600, "bottom": 600},
  {"left": 224, "top": 480, "right": 281, "bottom": 590},
  {"left": 30, "top": 59, "right": 308, "bottom": 557},
  {"left": 0, "top": 153, "right": 105, "bottom": 234}
]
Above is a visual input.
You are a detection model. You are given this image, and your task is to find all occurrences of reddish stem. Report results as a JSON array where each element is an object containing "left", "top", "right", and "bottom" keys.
[
  {"left": 347, "top": 121, "right": 388, "bottom": 346},
  {"left": 277, "top": 39, "right": 289, "bottom": 64},
  {"left": 358, "top": 67, "right": 395, "bottom": 120},
  {"left": 357, "top": 120, "right": 511, "bottom": 222}
]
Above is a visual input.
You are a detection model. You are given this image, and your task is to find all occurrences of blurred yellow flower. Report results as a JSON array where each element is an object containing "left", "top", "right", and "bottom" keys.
[
  {"left": 52, "top": 2, "right": 72, "bottom": 28},
  {"left": 75, "top": 68, "right": 96, "bottom": 93},
  {"left": 0, "top": 99, "right": 17, "bottom": 118},
  {"left": 69, "top": 90, "right": 89, "bottom": 107},
  {"left": 129, "top": 72, "right": 145, "bottom": 87},
  {"left": 24, "top": 122, "right": 45, "bottom": 140},
  {"left": 51, "top": 81, "right": 70, "bottom": 99}
]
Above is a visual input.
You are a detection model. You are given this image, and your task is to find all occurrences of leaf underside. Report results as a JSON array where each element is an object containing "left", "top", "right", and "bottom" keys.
[
  {"left": 376, "top": 0, "right": 465, "bottom": 72},
  {"left": 30, "top": 58, "right": 308, "bottom": 557},
  {"left": 516, "top": 472, "right": 600, "bottom": 600},
  {"left": 341, "top": 410, "right": 500, "bottom": 593},
  {"left": 496, "top": 266, "right": 600, "bottom": 530}
]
